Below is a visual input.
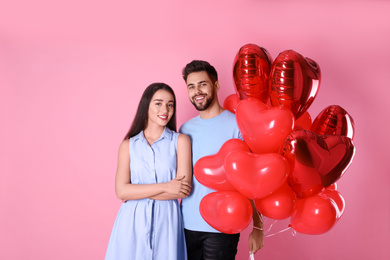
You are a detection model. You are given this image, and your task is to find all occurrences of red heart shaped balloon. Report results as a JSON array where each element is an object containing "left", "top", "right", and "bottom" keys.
[
  {"left": 321, "top": 188, "right": 345, "bottom": 217},
  {"left": 311, "top": 105, "right": 355, "bottom": 140},
  {"left": 294, "top": 111, "right": 312, "bottom": 130},
  {"left": 225, "top": 151, "right": 289, "bottom": 199},
  {"left": 200, "top": 191, "right": 253, "bottom": 234},
  {"left": 269, "top": 50, "right": 321, "bottom": 119},
  {"left": 194, "top": 139, "right": 250, "bottom": 191},
  {"left": 291, "top": 193, "right": 339, "bottom": 235},
  {"left": 236, "top": 98, "right": 294, "bottom": 154},
  {"left": 254, "top": 181, "right": 296, "bottom": 220},
  {"left": 223, "top": 93, "right": 241, "bottom": 114},
  {"left": 283, "top": 130, "right": 355, "bottom": 198},
  {"left": 233, "top": 43, "right": 273, "bottom": 103},
  {"left": 327, "top": 183, "right": 338, "bottom": 191}
]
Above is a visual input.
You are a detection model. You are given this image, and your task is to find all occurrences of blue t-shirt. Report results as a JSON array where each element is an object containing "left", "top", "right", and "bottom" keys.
[{"left": 179, "top": 110, "right": 242, "bottom": 232}]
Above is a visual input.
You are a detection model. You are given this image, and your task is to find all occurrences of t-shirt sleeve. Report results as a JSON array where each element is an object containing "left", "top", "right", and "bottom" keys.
[{"left": 179, "top": 124, "right": 185, "bottom": 134}]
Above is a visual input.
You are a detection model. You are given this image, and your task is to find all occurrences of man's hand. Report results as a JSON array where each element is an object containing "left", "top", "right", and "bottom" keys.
[
  {"left": 249, "top": 227, "right": 264, "bottom": 254},
  {"left": 249, "top": 200, "right": 264, "bottom": 254}
]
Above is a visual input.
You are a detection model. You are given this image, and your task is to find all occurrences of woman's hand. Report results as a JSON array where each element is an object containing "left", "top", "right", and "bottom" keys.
[{"left": 166, "top": 176, "right": 191, "bottom": 198}]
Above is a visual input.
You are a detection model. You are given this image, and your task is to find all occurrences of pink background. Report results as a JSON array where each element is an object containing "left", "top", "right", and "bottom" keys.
[{"left": 1, "top": 0, "right": 389, "bottom": 259}]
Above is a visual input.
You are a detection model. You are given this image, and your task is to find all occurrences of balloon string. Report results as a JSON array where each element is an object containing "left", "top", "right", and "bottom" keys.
[
  {"left": 253, "top": 209, "right": 295, "bottom": 237},
  {"left": 264, "top": 219, "right": 278, "bottom": 235},
  {"left": 265, "top": 226, "right": 292, "bottom": 238}
]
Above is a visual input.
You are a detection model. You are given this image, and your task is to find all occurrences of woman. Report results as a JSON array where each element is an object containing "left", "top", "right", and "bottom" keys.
[{"left": 105, "top": 83, "right": 192, "bottom": 260}]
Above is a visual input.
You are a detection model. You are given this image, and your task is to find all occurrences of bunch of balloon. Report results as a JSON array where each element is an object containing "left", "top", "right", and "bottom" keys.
[
  {"left": 198, "top": 44, "right": 295, "bottom": 233},
  {"left": 202, "top": 43, "right": 356, "bottom": 236}
]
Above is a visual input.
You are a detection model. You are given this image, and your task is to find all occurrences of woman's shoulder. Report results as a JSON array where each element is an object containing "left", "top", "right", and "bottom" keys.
[
  {"left": 118, "top": 139, "right": 130, "bottom": 152},
  {"left": 177, "top": 133, "right": 191, "bottom": 146}
]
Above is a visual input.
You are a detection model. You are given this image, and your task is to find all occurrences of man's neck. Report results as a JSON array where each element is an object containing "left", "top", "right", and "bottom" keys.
[{"left": 199, "top": 102, "right": 224, "bottom": 119}]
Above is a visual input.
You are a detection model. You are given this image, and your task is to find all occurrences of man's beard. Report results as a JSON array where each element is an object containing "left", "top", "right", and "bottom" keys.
[{"left": 191, "top": 93, "right": 214, "bottom": 111}]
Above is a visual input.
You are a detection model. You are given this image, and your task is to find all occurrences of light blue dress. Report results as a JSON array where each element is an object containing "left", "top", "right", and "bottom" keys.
[{"left": 105, "top": 127, "right": 187, "bottom": 260}]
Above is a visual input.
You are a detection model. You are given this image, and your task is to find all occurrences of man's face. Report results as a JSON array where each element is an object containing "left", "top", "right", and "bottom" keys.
[{"left": 186, "top": 71, "right": 217, "bottom": 111}]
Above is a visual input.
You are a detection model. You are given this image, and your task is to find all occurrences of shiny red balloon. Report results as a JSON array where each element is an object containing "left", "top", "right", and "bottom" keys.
[
  {"left": 225, "top": 151, "right": 289, "bottom": 199},
  {"left": 327, "top": 183, "right": 338, "bottom": 191},
  {"left": 236, "top": 98, "right": 294, "bottom": 154},
  {"left": 233, "top": 43, "right": 273, "bottom": 103},
  {"left": 223, "top": 94, "right": 241, "bottom": 114},
  {"left": 283, "top": 130, "right": 355, "bottom": 198},
  {"left": 294, "top": 111, "right": 312, "bottom": 130},
  {"left": 291, "top": 193, "right": 339, "bottom": 235},
  {"left": 194, "top": 139, "right": 250, "bottom": 191},
  {"left": 200, "top": 191, "right": 253, "bottom": 234},
  {"left": 311, "top": 105, "right": 355, "bottom": 140},
  {"left": 269, "top": 50, "right": 321, "bottom": 119},
  {"left": 321, "top": 188, "right": 345, "bottom": 217},
  {"left": 254, "top": 181, "right": 296, "bottom": 220}
]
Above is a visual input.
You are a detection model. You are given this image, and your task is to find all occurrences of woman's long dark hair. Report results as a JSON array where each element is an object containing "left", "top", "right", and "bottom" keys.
[{"left": 123, "top": 83, "right": 177, "bottom": 140}]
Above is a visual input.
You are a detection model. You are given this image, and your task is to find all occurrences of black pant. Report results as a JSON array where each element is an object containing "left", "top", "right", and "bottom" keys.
[{"left": 184, "top": 229, "right": 240, "bottom": 260}]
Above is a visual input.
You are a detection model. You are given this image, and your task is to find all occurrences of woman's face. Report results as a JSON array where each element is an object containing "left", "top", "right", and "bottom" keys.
[{"left": 147, "top": 89, "right": 175, "bottom": 128}]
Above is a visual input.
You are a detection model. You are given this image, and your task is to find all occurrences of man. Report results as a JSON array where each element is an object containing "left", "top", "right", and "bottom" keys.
[{"left": 179, "top": 60, "right": 264, "bottom": 260}]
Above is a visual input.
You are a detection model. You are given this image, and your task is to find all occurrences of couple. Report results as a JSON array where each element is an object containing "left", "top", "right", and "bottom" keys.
[{"left": 105, "top": 60, "right": 264, "bottom": 260}]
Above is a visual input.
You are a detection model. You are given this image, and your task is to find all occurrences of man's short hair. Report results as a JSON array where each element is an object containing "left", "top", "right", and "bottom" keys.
[{"left": 182, "top": 60, "right": 218, "bottom": 83}]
